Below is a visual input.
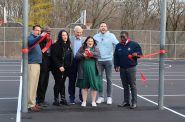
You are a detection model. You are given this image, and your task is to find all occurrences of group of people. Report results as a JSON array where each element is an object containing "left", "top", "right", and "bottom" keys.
[{"left": 27, "top": 22, "right": 142, "bottom": 112}]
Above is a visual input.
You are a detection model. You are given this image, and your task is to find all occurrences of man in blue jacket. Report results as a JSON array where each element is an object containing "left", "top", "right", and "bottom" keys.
[
  {"left": 28, "top": 25, "right": 46, "bottom": 112},
  {"left": 114, "top": 31, "right": 142, "bottom": 109},
  {"left": 94, "top": 22, "right": 119, "bottom": 105}
]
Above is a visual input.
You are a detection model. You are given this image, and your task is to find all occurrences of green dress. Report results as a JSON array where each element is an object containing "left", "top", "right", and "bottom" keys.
[{"left": 76, "top": 58, "right": 102, "bottom": 92}]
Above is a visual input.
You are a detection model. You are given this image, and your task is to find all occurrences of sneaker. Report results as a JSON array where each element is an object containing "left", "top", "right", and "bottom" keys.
[
  {"left": 91, "top": 102, "right": 97, "bottom": 107},
  {"left": 81, "top": 102, "right": 86, "bottom": 107},
  {"left": 96, "top": 97, "right": 104, "bottom": 104},
  {"left": 107, "top": 97, "right": 112, "bottom": 105}
]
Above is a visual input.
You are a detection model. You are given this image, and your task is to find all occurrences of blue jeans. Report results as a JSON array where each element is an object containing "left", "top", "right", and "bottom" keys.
[
  {"left": 120, "top": 66, "right": 137, "bottom": 104},
  {"left": 98, "top": 60, "right": 112, "bottom": 97}
]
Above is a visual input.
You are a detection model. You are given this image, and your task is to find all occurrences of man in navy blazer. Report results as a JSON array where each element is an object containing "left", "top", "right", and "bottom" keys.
[{"left": 68, "top": 26, "right": 84, "bottom": 104}]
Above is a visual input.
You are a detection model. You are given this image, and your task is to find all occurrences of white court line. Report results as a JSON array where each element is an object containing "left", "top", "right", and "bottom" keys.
[
  {"left": 16, "top": 76, "right": 22, "bottom": 122},
  {"left": 140, "top": 94, "right": 185, "bottom": 97},
  {"left": 103, "top": 79, "right": 185, "bottom": 118},
  {"left": 0, "top": 97, "right": 17, "bottom": 100}
]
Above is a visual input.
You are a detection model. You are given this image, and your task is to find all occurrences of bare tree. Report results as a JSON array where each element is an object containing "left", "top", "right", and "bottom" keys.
[
  {"left": 166, "top": 0, "right": 185, "bottom": 31},
  {"left": 84, "top": 0, "right": 117, "bottom": 28}
]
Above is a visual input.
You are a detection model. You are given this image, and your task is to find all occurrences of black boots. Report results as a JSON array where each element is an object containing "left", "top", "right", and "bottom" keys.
[
  {"left": 53, "top": 98, "right": 60, "bottom": 106},
  {"left": 60, "top": 98, "right": 68, "bottom": 105}
]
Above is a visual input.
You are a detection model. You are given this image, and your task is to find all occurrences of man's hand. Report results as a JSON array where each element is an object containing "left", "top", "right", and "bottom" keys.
[
  {"left": 115, "top": 67, "right": 120, "bottom": 72},
  {"left": 132, "top": 53, "right": 140, "bottom": 58},
  {"left": 59, "top": 66, "right": 65, "bottom": 72},
  {"left": 41, "top": 32, "right": 47, "bottom": 37}
]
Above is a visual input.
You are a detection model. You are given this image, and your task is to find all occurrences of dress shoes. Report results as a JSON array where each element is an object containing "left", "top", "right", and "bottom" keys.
[
  {"left": 60, "top": 99, "right": 69, "bottom": 105},
  {"left": 28, "top": 106, "right": 40, "bottom": 112},
  {"left": 117, "top": 103, "right": 130, "bottom": 107},
  {"left": 130, "top": 103, "right": 137, "bottom": 109}
]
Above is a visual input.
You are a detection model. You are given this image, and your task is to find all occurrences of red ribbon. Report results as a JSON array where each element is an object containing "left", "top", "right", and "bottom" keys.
[
  {"left": 138, "top": 69, "right": 146, "bottom": 84},
  {"left": 85, "top": 50, "right": 93, "bottom": 58},
  {"left": 128, "top": 50, "right": 166, "bottom": 84},
  {"left": 22, "top": 34, "right": 52, "bottom": 53},
  {"left": 41, "top": 35, "right": 52, "bottom": 53},
  {"left": 128, "top": 50, "right": 166, "bottom": 59}
]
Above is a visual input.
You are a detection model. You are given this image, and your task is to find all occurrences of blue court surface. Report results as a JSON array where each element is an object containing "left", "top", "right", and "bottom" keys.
[{"left": 0, "top": 59, "right": 185, "bottom": 122}]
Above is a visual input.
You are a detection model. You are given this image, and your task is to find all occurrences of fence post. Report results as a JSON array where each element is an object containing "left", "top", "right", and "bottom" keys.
[
  {"left": 174, "top": 31, "right": 177, "bottom": 60},
  {"left": 3, "top": 27, "right": 5, "bottom": 57},
  {"left": 149, "top": 30, "right": 152, "bottom": 60}
]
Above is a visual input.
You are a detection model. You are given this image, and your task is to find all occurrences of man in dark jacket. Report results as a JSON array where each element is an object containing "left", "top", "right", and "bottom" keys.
[
  {"left": 114, "top": 31, "right": 142, "bottom": 109},
  {"left": 36, "top": 26, "right": 52, "bottom": 107}
]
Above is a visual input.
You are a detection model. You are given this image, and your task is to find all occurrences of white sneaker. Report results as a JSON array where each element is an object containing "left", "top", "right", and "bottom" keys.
[
  {"left": 81, "top": 102, "right": 86, "bottom": 107},
  {"left": 107, "top": 97, "right": 112, "bottom": 105},
  {"left": 91, "top": 102, "right": 97, "bottom": 107},
  {"left": 96, "top": 97, "right": 104, "bottom": 104}
]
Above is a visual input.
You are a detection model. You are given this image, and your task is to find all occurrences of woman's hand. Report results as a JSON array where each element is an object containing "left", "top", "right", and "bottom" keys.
[{"left": 59, "top": 66, "right": 65, "bottom": 72}]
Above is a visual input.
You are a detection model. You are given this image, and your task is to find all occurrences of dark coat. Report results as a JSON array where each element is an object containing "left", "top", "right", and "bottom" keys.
[
  {"left": 50, "top": 41, "right": 73, "bottom": 75},
  {"left": 114, "top": 40, "right": 142, "bottom": 69}
]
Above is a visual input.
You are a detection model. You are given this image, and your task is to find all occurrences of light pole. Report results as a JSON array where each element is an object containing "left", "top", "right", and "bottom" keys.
[
  {"left": 159, "top": 0, "right": 167, "bottom": 110},
  {"left": 22, "top": 0, "right": 29, "bottom": 112}
]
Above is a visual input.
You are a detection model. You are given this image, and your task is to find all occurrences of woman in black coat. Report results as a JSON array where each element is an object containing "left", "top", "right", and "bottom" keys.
[{"left": 51, "top": 30, "right": 73, "bottom": 106}]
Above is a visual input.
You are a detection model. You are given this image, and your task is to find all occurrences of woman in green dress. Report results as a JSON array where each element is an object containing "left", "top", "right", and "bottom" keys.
[{"left": 76, "top": 36, "right": 102, "bottom": 107}]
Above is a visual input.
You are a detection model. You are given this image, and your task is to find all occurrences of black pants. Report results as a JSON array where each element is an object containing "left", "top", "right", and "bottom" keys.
[
  {"left": 60, "top": 67, "right": 71, "bottom": 99},
  {"left": 120, "top": 66, "right": 137, "bottom": 104},
  {"left": 68, "top": 58, "right": 82, "bottom": 101},
  {"left": 36, "top": 56, "right": 50, "bottom": 104},
  {"left": 52, "top": 69, "right": 63, "bottom": 100}
]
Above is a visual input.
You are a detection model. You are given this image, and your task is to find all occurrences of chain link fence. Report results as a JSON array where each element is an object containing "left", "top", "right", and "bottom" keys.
[{"left": 0, "top": 27, "right": 185, "bottom": 59}]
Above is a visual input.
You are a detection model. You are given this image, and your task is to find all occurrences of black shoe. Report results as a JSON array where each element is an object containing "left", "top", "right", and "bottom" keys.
[
  {"left": 130, "top": 103, "right": 137, "bottom": 109},
  {"left": 53, "top": 99, "right": 60, "bottom": 106},
  {"left": 60, "top": 99, "right": 69, "bottom": 105},
  {"left": 79, "top": 95, "right": 83, "bottom": 102},
  {"left": 117, "top": 103, "right": 130, "bottom": 107}
]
